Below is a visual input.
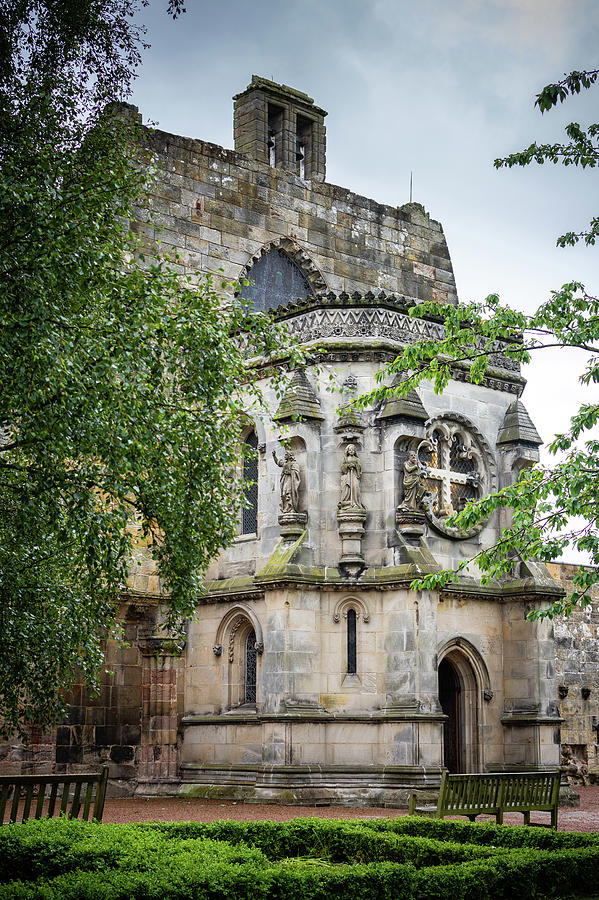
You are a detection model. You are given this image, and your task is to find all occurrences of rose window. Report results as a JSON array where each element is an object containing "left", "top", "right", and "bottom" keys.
[{"left": 419, "top": 417, "right": 494, "bottom": 539}]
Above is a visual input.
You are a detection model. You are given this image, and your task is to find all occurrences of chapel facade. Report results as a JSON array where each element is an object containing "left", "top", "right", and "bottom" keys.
[{"left": 3, "top": 77, "right": 596, "bottom": 803}]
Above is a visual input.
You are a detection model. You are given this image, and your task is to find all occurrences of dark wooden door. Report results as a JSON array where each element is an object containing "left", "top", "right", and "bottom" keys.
[{"left": 438, "top": 658, "right": 461, "bottom": 773}]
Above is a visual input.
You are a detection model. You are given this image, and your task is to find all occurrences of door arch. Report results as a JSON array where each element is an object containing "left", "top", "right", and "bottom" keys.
[
  {"left": 437, "top": 638, "right": 489, "bottom": 773},
  {"left": 438, "top": 657, "right": 462, "bottom": 773}
]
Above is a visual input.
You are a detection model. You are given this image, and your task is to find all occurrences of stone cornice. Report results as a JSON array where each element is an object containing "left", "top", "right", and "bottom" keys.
[
  {"left": 500, "top": 715, "right": 563, "bottom": 726},
  {"left": 199, "top": 566, "right": 563, "bottom": 603},
  {"left": 182, "top": 711, "right": 447, "bottom": 726}
]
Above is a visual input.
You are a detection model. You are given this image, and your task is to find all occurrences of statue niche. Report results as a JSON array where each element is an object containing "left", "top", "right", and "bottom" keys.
[
  {"left": 272, "top": 448, "right": 301, "bottom": 513},
  {"left": 400, "top": 445, "right": 431, "bottom": 512},
  {"left": 273, "top": 444, "right": 307, "bottom": 539},
  {"left": 338, "top": 443, "right": 364, "bottom": 510},
  {"left": 396, "top": 439, "right": 434, "bottom": 540},
  {"left": 337, "top": 443, "right": 366, "bottom": 577}
]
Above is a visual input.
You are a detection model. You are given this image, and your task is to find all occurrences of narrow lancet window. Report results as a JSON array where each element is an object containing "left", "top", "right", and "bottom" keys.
[
  {"left": 242, "top": 431, "right": 258, "bottom": 534},
  {"left": 296, "top": 139, "right": 305, "bottom": 179},
  {"left": 347, "top": 608, "right": 357, "bottom": 675},
  {"left": 268, "top": 131, "right": 276, "bottom": 167},
  {"left": 296, "top": 114, "right": 312, "bottom": 179},
  {"left": 267, "top": 104, "right": 283, "bottom": 168},
  {"left": 245, "top": 629, "right": 257, "bottom": 703}
]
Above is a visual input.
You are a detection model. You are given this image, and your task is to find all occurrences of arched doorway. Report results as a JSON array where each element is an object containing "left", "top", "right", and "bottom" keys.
[
  {"left": 438, "top": 657, "right": 461, "bottom": 773},
  {"left": 438, "top": 641, "right": 487, "bottom": 773}
]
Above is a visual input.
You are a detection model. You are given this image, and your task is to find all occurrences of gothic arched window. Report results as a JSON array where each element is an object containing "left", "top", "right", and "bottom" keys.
[
  {"left": 241, "top": 249, "right": 312, "bottom": 313},
  {"left": 242, "top": 431, "right": 258, "bottom": 535}
]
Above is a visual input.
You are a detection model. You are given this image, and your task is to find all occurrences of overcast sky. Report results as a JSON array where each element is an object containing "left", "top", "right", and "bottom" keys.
[{"left": 131, "top": 0, "right": 598, "bottom": 557}]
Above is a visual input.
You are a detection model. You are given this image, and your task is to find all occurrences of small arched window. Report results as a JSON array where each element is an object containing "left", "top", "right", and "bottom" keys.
[
  {"left": 347, "top": 609, "right": 357, "bottom": 675},
  {"left": 242, "top": 431, "right": 258, "bottom": 535}
]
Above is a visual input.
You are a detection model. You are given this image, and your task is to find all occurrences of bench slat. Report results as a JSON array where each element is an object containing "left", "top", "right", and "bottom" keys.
[
  {"left": 21, "top": 784, "right": 34, "bottom": 822},
  {"left": 82, "top": 781, "right": 94, "bottom": 821},
  {"left": 47, "top": 783, "right": 59, "bottom": 818},
  {"left": 34, "top": 784, "right": 46, "bottom": 819},
  {"left": 9, "top": 785, "right": 21, "bottom": 824},
  {"left": 59, "top": 781, "right": 71, "bottom": 816},
  {"left": 0, "top": 785, "right": 10, "bottom": 824},
  {"left": 70, "top": 782, "right": 83, "bottom": 819}
]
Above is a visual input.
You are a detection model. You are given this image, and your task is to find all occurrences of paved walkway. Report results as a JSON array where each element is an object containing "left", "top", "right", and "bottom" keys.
[{"left": 102, "top": 784, "right": 599, "bottom": 832}]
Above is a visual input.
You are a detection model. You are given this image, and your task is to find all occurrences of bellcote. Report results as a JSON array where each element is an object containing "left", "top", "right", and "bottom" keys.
[{"left": 233, "top": 76, "right": 327, "bottom": 182}]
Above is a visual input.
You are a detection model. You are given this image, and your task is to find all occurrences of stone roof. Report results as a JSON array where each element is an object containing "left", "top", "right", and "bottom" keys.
[
  {"left": 497, "top": 400, "right": 542, "bottom": 446},
  {"left": 274, "top": 369, "right": 324, "bottom": 422},
  {"left": 377, "top": 375, "right": 429, "bottom": 422}
]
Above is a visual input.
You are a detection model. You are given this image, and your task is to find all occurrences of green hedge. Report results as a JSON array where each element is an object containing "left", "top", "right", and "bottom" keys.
[
  {"left": 0, "top": 816, "right": 597, "bottom": 899},
  {"left": 141, "top": 819, "right": 501, "bottom": 866},
  {"left": 360, "top": 814, "right": 599, "bottom": 850}
]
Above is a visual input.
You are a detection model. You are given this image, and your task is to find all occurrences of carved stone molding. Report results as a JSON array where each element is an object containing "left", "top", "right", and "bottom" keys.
[
  {"left": 278, "top": 510, "right": 308, "bottom": 540},
  {"left": 333, "top": 596, "right": 371, "bottom": 623},
  {"left": 214, "top": 603, "right": 264, "bottom": 664},
  {"left": 281, "top": 304, "right": 520, "bottom": 376},
  {"left": 337, "top": 507, "right": 367, "bottom": 578},
  {"left": 395, "top": 508, "right": 426, "bottom": 540},
  {"left": 239, "top": 237, "right": 327, "bottom": 296}
]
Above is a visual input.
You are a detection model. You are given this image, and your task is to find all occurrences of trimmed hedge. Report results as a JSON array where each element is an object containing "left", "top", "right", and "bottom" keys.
[
  {"left": 0, "top": 816, "right": 598, "bottom": 899},
  {"left": 359, "top": 814, "right": 599, "bottom": 850}
]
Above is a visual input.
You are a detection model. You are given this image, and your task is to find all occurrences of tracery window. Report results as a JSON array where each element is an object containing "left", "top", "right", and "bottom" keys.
[
  {"left": 421, "top": 427, "right": 480, "bottom": 519},
  {"left": 416, "top": 416, "right": 495, "bottom": 539},
  {"left": 241, "top": 431, "right": 258, "bottom": 535}
]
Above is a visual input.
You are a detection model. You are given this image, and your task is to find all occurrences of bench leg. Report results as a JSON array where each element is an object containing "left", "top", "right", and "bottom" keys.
[
  {"left": 468, "top": 815, "right": 476, "bottom": 822},
  {"left": 551, "top": 808, "right": 558, "bottom": 830},
  {"left": 523, "top": 811, "right": 530, "bottom": 826},
  {"left": 496, "top": 810, "right": 503, "bottom": 825}
]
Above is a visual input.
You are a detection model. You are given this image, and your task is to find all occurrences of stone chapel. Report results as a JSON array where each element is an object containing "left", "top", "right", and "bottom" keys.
[{"left": 3, "top": 77, "right": 597, "bottom": 802}]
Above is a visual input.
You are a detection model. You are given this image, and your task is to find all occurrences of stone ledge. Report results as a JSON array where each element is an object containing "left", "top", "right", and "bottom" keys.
[{"left": 181, "top": 712, "right": 447, "bottom": 725}]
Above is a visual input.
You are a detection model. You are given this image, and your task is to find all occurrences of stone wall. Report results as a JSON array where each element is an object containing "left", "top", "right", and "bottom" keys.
[
  {"left": 135, "top": 123, "right": 457, "bottom": 305},
  {"left": 549, "top": 562, "right": 599, "bottom": 782}
]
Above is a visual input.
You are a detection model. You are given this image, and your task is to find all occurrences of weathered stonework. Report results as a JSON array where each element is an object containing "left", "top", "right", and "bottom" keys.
[
  {"left": 2, "top": 77, "right": 591, "bottom": 807},
  {"left": 548, "top": 563, "right": 599, "bottom": 784}
]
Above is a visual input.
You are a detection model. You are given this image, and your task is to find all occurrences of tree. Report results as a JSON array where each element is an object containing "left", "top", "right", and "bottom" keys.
[
  {"left": 0, "top": 2, "right": 298, "bottom": 738},
  {"left": 358, "top": 70, "right": 599, "bottom": 618}
]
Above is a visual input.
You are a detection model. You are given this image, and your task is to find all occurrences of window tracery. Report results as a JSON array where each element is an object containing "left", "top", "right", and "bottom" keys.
[{"left": 399, "top": 415, "right": 496, "bottom": 539}]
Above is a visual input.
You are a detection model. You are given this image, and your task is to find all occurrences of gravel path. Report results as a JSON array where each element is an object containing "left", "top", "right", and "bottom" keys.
[{"left": 102, "top": 784, "right": 599, "bottom": 832}]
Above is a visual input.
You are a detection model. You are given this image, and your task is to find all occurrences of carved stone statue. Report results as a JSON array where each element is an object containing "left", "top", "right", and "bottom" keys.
[
  {"left": 272, "top": 448, "right": 301, "bottom": 513},
  {"left": 338, "top": 443, "right": 364, "bottom": 509},
  {"left": 400, "top": 449, "right": 428, "bottom": 512}
]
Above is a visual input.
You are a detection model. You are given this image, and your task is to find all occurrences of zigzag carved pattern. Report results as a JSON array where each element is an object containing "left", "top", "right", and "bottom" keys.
[{"left": 285, "top": 308, "right": 519, "bottom": 373}]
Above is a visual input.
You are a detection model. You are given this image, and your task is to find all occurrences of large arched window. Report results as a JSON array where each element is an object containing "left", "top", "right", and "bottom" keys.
[
  {"left": 242, "top": 431, "right": 258, "bottom": 535},
  {"left": 241, "top": 249, "right": 312, "bottom": 313}
]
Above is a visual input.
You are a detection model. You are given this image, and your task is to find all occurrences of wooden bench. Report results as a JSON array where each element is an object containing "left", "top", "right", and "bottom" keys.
[
  {"left": 409, "top": 769, "right": 561, "bottom": 828},
  {"left": 0, "top": 766, "right": 109, "bottom": 824}
]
